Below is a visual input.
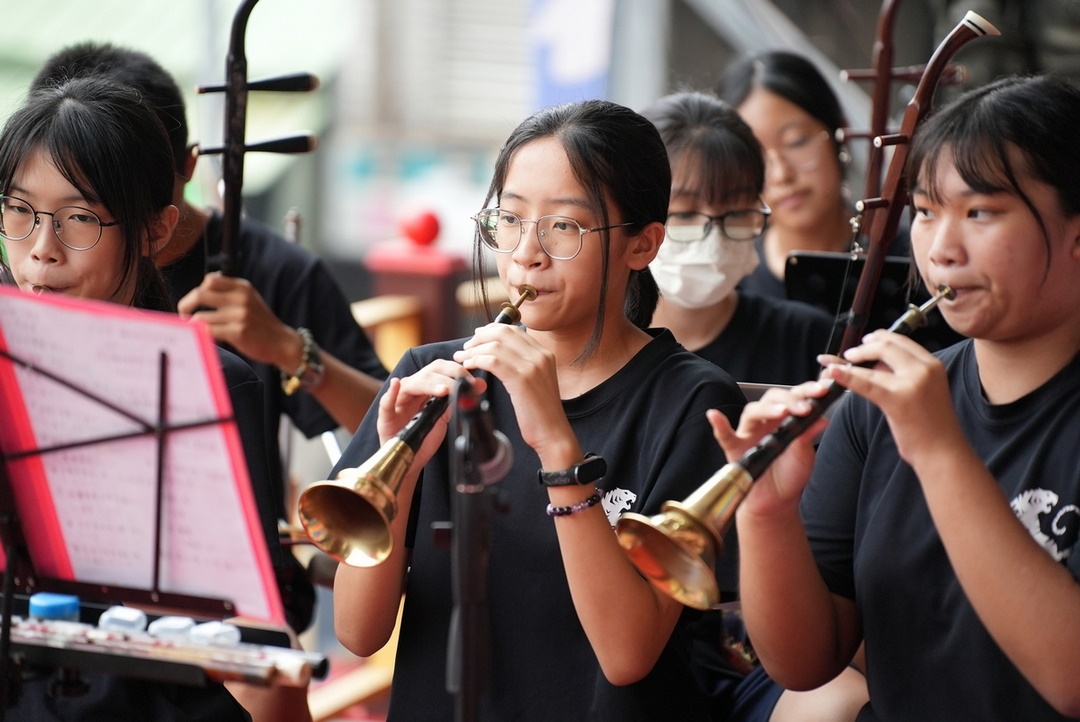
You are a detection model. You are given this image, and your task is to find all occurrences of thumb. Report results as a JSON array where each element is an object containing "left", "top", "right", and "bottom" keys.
[{"left": 706, "top": 408, "right": 740, "bottom": 458}]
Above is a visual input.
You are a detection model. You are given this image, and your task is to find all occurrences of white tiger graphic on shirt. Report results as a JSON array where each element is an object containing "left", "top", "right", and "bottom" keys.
[
  {"left": 602, "top": 488, "right": 637, "bottom": 527},
  {"left": 1010, "top": 488, "right": 1079, "bottom": 562}
]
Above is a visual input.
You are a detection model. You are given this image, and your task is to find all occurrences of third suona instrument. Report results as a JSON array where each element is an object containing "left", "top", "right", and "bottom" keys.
[
  {"left": 615, "top": 285, "right": 954, "bottom": 611},
  {"left": 297, "top": 285, "right": 536, "bottom": 567}
]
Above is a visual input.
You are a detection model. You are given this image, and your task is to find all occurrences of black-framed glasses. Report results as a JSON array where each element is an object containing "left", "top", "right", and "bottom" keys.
[
  {"left": 473, "top": 208, "right": 639, "bottom": 261},
  {"left": 0, "top": 194, "right": 120, "bottom": 251},
  {"left": 665, "top": 207, "right": 771, "bottom": 243}
]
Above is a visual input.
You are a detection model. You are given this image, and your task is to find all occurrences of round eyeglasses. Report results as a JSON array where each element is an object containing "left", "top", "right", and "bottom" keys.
[
  {"left": 665, "top": 207, "right": 771, "bottom": 243},
  {"left": 473, "top": 209, "right": 639, "bottom": 261},
  {"left": 0, "top": 194, "right": 120, "bottom": 251},
  {"left": 763, "top": 129, "right": 832, "bottom": 172}
]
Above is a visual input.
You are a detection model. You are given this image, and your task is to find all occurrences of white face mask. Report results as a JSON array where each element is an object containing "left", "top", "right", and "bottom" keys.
[{"left": 650, "top": 228, "right": 760, "bottom": 309}]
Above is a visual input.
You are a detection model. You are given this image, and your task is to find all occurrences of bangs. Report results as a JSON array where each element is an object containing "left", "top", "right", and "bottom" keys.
[
  {"left": 917, "top": 136, "right": 1023, "bottom": 203},
  {"left": 910, "top": 91, "right": 1026, "bottom": 203},
  {"left": 671, "top": 142, "right": 762, "bottom": 208},
  {"left": 45, "top": 145, "right": 103, "bottom": 207}
]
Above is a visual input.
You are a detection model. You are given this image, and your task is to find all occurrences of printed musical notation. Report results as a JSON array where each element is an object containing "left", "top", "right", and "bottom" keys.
[{"left": 0, "top": 288, "right": 283, "bottom": 624}]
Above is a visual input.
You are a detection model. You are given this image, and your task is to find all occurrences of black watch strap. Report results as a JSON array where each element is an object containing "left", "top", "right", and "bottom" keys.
[{"left": 538, "top": 454, "right": 607, "bottom": 487}]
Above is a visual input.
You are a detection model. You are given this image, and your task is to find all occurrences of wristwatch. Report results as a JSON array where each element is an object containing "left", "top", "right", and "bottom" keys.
[
  {"left": 538, "top": 454, "right": 607, "bottom": 487},
  {"left": 281, "top": 327, "right": 326, "bottom": 396}
]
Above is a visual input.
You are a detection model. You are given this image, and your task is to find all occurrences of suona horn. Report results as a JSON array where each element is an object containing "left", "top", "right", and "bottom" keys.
[
  {"left": 297, "top": 285, "right": 536, "bottom": 567},
  {"left": 615, "top": 286, "right": 954, "bottom": 610}
]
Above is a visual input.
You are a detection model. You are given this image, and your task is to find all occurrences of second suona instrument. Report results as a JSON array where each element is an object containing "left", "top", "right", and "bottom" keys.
[
  {"left": 297, "top": 285, "right": 536, "bottom": 568},
  {"left": 612, "top": 9, "right": 996, "bottom": 611},
  {"left": 615, "top": 286, "right": 954, "bottom": 610}
]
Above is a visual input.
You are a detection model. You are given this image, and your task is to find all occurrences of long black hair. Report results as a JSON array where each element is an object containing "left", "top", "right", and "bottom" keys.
[
  {"left": 476, "top": 99, "right": 671, "bottom": 357},
  {"left": 0, "top": 76, "right": 176, "bottom": 311}
]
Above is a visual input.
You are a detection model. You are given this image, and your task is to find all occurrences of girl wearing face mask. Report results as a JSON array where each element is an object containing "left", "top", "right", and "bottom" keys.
[{"left": 643, "top": 92, "right": 836, "bottom": 386}]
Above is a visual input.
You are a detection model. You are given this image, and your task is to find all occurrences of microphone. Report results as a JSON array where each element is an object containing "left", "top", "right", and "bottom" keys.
[{"left": 454, "top": 377, "right": 513, "bottom": 487}]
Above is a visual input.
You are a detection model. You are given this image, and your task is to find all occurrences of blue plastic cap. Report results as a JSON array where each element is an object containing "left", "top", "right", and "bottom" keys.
[{"left": 28, "top": 592, "right": 81, "bottom": 621}]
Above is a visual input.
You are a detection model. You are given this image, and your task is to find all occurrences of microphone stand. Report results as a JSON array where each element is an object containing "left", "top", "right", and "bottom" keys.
[{"left": 444, "top": 377, "right": 508, "bottom": 722}]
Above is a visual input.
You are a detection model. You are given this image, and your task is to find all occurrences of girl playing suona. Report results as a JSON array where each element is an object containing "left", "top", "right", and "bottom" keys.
[
  {"left": 712, "top": 74, "right": 1080, "bottom": 719},
  {"left": 331, "top": 99, "right": 746, "bottom": 721}
]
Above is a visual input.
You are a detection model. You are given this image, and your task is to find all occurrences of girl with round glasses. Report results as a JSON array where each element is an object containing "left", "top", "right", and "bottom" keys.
[
  {"left": 643, "top": 91, "right": 837, "bottom": 387},
  {"left": 0, "top": 77, "right": 271, "bottom": 721},
  {"left": 332, "top": 99, "right": 745, "bottom": 721},
  {"left": 716, "top": 51, "right": 860, "bottom": 300}
]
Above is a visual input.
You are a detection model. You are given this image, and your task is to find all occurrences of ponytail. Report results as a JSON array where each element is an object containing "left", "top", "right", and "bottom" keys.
[
  {"left": 133, "top": 256, "right": 175, "bottom": 313},
  {"left": 625, "top": 267, "right": 659, "bottom": 330}
]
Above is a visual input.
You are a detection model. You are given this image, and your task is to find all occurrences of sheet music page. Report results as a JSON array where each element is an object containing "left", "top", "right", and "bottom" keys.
[{"left": 0, "top": 287, "right": 284, "bottom": 624}]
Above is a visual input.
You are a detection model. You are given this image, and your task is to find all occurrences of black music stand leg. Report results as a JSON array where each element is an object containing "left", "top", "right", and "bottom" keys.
[
  {"left": 151, "top": 351, "right": 169, "bottom": 599},
  {"left": 1, "top": 512, "right": 21, "bottom": 716}
]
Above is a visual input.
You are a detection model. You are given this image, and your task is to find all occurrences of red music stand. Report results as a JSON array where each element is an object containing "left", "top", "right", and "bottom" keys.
[{"left": 0, "top": 288, "right": 287, "bottom": 706}]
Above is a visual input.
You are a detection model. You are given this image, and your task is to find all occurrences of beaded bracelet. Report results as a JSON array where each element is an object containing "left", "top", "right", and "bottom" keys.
[{"left": 546, "top": 489, "right": 605, "bottom": 518}]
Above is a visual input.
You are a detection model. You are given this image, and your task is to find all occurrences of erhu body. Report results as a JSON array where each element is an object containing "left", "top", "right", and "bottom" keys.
[
  {"left": 615, "top": 10, "right": 999, "bottom": 610},
  {"left": 297, "top": 286, "right": 536, "bottom": 567}
]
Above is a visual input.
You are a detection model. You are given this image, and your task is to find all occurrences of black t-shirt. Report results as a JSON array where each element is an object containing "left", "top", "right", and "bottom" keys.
[
  {"left": 218, "top": 346, "right": 314, "bottom": 633},
  {"left": 332, "top": 330, "right": 746, "bottom": 721},
  {"left": 216, "top": 347, "right": 282, "bottom": 572},
  {"left": 735, "top": 241, "right": 786, "bottom": 300},
  {"left": 693, "top": 292, "right": 837, "bottom": 385},
  {"left": 160, "top": 213, "right": 386, "bottom": 634},
  {"left": 159, "top": 212, "right": 388, "bottom": 485},
  {"left": 803, "top": 340, "right": 1080, "bottom": 719},
  {"left": 8, "top": 674, "right": 252, "bottom": 722}
]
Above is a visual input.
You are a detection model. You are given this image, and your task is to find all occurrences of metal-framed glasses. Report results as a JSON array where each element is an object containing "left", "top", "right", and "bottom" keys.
[
  {"left": 473, "top": 208, "right": 639, "bottom": 261},
  {"left": 665, "top": 206, "right": 771, "bottom": 243},
  {"left": 764, "top": 129, "right": 831, "bottom": 172},
  {"left": 0, "top": 194, "right": 120, "bottom": 251}
]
